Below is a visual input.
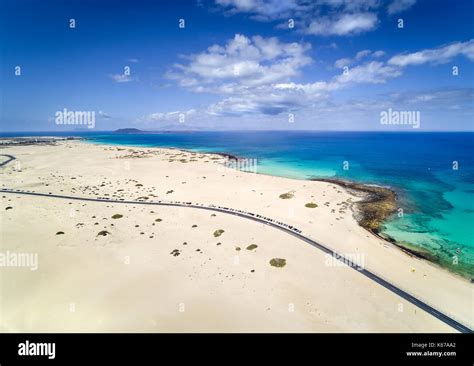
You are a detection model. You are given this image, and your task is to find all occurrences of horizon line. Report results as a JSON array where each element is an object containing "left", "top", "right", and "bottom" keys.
[{"left": 1, "top": 130, "right": 474, "bottom": 134}]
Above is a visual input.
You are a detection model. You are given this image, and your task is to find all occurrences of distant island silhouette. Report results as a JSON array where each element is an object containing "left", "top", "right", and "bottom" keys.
[
  {"left": 114, "top": 126, "right": 200, "bottom": 134},
  {"left": 114, "top": 128, "right": 145, "bottom": 134}
]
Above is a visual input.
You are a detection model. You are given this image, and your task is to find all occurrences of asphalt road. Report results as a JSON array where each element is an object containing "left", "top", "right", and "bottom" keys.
[
  {"left": 0, "top": 152, "right": 471, "bottom": 332},
  {"left": 0, "top": 155, "right": 16, "bottom": 167},
  {"left": 1, "top": 187, "right": 471, "bottom": 333}
]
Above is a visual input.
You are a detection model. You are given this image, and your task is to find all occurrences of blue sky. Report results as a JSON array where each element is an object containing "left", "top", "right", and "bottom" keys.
[{"left": 1, "top": 0, "right": 473, "bottom": 131}]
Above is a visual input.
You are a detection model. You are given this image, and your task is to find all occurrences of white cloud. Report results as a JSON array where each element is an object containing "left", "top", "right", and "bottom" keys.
[
  {"left": 355, "top": 49, "right": 372, "bottom": 60},
  {"left": 388, "top": 39, "right": 474, "bottom": 67},
  {"left": 139, "top": 109, "right": 196, "bottom": 122},
  {"left": 98, "top": 111, "right": 112, "bottom": 119},
  {"left": 165, "top": 34, "right": 328, "bottom": 116},
  {"left": 167, "top": 34, "right": 312, "bottom": 92},
  {"left": 334, "top": 49, "right": 385, "bottom": 68},
  {"left": 206, "top": 85, "right": 329, "bottom": 116},
  {"left": 181, "top": 59, "right": 402, "bottom": 117},
  {"left": 215, "top": 0, "right": 299, "bottom": 20},
  {"left": 109, "top": 74, "right": 133, "bottom": 83},
  {"left": 387, "top": 0, "right": 416, "bottom": 15},
  {"left": 163, "top": 35, "right": 474, "bottom": 119},
  {"left": 372, "top": 50, "right": 385, "bottom": 58},
  {"left": 214, "top": 0, "right": 413, "bottom": 36},
  {"left": 391, "top": 88, "right": 474, "bottom": 107},
  {"left": 276, "top": 61, "right": 401, "bottom": 93},
  {"left": 136, "top": 109, "right": 210, "bottom": 130},
  {"left": 333, "top": 61, "right": 402, "bottom": 85},
  {"left": 306, "top": 13, "right": 378, "bottom": 36},
  {"left": 334, "top": 57, "right": 351, "bottom": 68}
]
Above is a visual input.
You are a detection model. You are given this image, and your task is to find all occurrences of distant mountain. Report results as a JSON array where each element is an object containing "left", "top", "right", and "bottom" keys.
[
  {"left": 114, "top": 125, "right": 204, "bottom": 133},
  {"left": 114, "top": 128, "right": 145, "bottom": 134}
]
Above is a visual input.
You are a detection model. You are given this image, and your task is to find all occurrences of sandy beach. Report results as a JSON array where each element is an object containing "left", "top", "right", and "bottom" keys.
[{"left": 0, "top": 140, "right": 472, "bottom": 332}]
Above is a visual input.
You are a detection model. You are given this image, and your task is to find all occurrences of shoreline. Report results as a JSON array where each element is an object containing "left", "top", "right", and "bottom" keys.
[
  {"left": 198, "top": 152, "right": 470, "bottom": 280},
  {"left": 1, "top": 136, "right": 471, "bottom": 280},
  {"left": 1, "top": 138, "right": 472, "bottom": 332},
  {"left": 313, "top": 178, "right": 450, "bottom": 267},
  {"left": 0, "top": 136, "right": 83, "bottom": 146},
  {"left": 311, "top": 178, "right": 398, "bottom": 234}
]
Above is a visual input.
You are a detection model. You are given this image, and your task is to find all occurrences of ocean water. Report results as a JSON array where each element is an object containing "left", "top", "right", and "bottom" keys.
[{"left": 2, "top": 131, "right": 473, "bottom": 278}]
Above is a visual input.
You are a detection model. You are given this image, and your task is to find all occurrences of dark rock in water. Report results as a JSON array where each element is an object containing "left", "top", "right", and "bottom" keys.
[
  {"left": 215, "top": 152, "right": 240, "bottom": 161},
  {"left": 380, "top": 234, "right": 439, "bottom": 262},
  {"left": 313, "top": 178, "right": 397, "bottom": 233}
]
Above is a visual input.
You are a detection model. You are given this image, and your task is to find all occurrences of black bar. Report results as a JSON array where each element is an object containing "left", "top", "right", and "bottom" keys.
[{"left": 0, "top": 333, "right": 472, "bottom": 362}]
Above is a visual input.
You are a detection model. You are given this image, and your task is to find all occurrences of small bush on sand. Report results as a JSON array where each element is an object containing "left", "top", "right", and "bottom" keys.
[
  {"left": 270, "top": 258, "right": 286, "bottom": 268},
  {"left": 305, "top": 202, "right": 318, "bottom": 208},
  {"left": 213, "top": 229, "right": 225, "bottom": 237},
  {"left": 155, "top": 218, "right": 162, "bottom": 222},
  {"left": 56, "top": 231, "right": 65, "bottom": 235},
  {"left": 246, "top": 244, "right": 258, "bottom": 251},
  {"left": 97, "top": 230, "right": 111, "bottom": 237},
  {"left": 111, "top": 214, "right": 123, "bottom": 219},
  {"left": 170, "top": 249, "right": 181, "bottom": 257},
  {"left": 279, "top": 192, "right": 294, "bottom": 199}
]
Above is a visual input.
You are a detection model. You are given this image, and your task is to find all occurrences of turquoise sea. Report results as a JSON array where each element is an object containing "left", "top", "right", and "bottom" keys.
[{"left": 2, "top": 131, "right": 473, "bottom": 278}]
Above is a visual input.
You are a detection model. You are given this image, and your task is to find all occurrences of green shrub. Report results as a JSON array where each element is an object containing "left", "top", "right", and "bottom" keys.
[
  {"left": 213, "top": 229, "right": 225, "bottom": 237},
  {"left": 270, "top": 258, "right": 286, "bottom": 267}
]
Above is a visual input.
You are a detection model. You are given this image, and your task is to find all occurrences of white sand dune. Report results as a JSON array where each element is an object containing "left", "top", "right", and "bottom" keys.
[{"left": 0, "top": 141, "right": 471, "bottom": 332}]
